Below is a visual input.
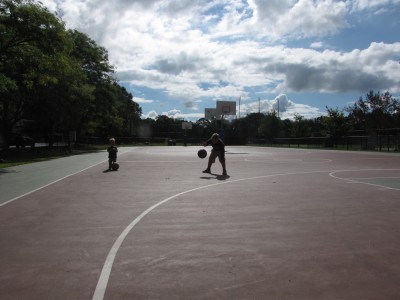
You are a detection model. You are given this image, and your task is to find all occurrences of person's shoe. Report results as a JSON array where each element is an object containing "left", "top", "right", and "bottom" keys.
[
  {"left": 203, "top": 168, "right": 211, "bottom": 173},
  {"left": 222, "top": 170, "right": 227, "bottom": 176}
]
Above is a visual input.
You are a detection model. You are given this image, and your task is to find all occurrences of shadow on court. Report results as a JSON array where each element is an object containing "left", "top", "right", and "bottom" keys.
[{"left": 200, "top": 173, "right": 230, "bottom": 181}]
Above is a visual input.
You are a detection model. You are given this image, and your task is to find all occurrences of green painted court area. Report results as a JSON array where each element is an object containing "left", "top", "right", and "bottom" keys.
[{"left": 353, "top": 177, "right": 400, "bottom": 190}]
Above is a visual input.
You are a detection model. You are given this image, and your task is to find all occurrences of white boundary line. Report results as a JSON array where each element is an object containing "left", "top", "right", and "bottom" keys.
[
  {"left": 350, "top": 176, "right": 400, "bottom": 180},
  {"left": 329, "top": 169, "right": 400, "bottom": 191},
  {"left": 93, "top": 168, "right": 400, "bottom": 299},
  {"left": 244, "top": 158, "right": 332, "bottom": 163},
  {"left": 92, "top": 170, "right": 327, "bottom": 300}
]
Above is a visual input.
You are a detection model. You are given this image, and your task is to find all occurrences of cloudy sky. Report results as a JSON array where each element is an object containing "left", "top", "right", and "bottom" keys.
[{"left": 41, "top": 0, "right": 400, "bottom": 120}]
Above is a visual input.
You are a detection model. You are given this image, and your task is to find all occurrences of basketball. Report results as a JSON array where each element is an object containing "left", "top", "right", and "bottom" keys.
[
  {"left": 198, "top": 149, "right": 207, "bottom": 159},
  {"left": 111, "top": 163, "right": 119, "bottom": 170}
]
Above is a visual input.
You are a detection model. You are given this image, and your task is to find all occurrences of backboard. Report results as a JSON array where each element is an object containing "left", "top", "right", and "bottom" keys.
[{"left": 216, "top": 101, "right": 236, "bottom": 116}]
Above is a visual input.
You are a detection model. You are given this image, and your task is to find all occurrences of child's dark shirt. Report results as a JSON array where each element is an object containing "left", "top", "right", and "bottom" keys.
[{"left": 107, "top": 146, "right": 118, "bottom": 160}]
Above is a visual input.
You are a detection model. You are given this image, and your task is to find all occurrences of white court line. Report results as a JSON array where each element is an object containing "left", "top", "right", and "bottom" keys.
[
  {"left": 121, "top": 160, "right": 200, "bottom": 163},
  {"left": 92, "top": 170, "right": 328, "bottom": 300},
  {"left": 244, "top": 158, "right": 332, "bottom": 163},
  {"left": 329, "top": 169, "right": 400, "bottom": 191},
  {"left": 350, "top": 176, "right": 400, "bottom": 180}
]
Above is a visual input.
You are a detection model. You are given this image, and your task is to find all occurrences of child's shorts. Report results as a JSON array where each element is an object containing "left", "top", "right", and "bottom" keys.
[{"left": 210, "top": 149, "right": 225, "bottom": 163}]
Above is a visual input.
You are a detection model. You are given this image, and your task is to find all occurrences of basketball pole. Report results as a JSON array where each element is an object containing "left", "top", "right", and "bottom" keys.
[
  {"left": 238, "top": 96, "right": 241, "bottom": 119},
  {"left": 278, "top": 97, "right": 280, "bottom": 118}
]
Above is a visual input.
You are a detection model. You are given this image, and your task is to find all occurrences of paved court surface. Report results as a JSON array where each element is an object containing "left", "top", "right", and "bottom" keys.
[{"left": 1, "top": 146, "right": 400, "bottom": 299}]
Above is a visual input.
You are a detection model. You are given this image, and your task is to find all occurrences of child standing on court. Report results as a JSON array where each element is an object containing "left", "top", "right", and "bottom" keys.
[
  {"left": 203, "top": 133, "right": 227, "bottom": 175},
  {"left": 107, "top": 138, "right": 118, "bottom": 171}
]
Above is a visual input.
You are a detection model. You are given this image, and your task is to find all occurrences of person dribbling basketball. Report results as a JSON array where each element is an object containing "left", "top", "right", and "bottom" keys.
[{"left": 202, "top": 133, "right": 227, "bottom": 176}]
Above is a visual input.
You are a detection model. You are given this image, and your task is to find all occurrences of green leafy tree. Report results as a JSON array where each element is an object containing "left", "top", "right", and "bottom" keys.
[
  {"left": 152, "top": 115, "right": 185, "bottom": 139},
  {"left": 113, "top": 84, "right": 141, "bottom": 136},
  {"left": 68, "top": 30, "right": 114, "bottom": 84},
  {"left": 0, "top": 0, "right": 143, "bottom": 149},
  {"left": 67, "top": 30, "right": 116, "bottom": 137},
  {"left": 194, "top": 118, "right": 212, "bottom": 139},
  {"left": 227, "top": 118, "right": 247, "bottom": 144},
  {"left": 320, "top": 107, "right": 350, "bottom": 147},
  {"left": 85, "top": 81, "right": 121, "bottom": 136},
  {"left": 280, "top": 119, "right": 293, "bottom": 138},
  {"left": 346, "top": 90, "right": 399, "bottom": 132},
  {"left": 68, "top": 31, "right": 143, "bottom": 139},
  {"left": 259, "top": 112, "right": 281, "bottom": 141},
  {"left": 154, "top": 115, "right": 172, "bottom": 138},
  {"left": 243, "top": 113, "right": 264, "bottom": 138},
  {"left": 307, "top": 117, "right": 325, "bottom": 137},
  {"left": 0, "top": 0, "right": 72, "bottom": 147},
  {"left": 291, "top": 114, "right": 311, "bottom": 137}
]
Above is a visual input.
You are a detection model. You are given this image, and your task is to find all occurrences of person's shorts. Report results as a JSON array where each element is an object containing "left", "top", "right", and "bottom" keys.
[{"left": 210, "top": 149, "right": 225, "bottom": 163}]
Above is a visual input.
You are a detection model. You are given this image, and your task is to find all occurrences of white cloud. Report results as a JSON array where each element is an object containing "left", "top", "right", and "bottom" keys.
[
  {"left": 40, "top": 0, "right": 58, "bottom": 12},
  {"left": 351, "top": 0, "right": 400, "bottom": 12},
  {"left": 132, "top": 97, "right": 154, "bottom": 104},
  {"left": 249, "top": 0, "right": 349, "bottom": 40},
  {"left": 310, "top": 41, "right": 324, "bottom": 49},
  {"left": 276, "top": 0, "right": 348, "bottom": 38},
  {"left": 143, "top": 110, "right": 158, "bottom": 119},
  {"left": 267, "top": 42, "right": 400, "bottom": 93},
  {"left": 239, "top": 94, "right": 324, "bottom": 120},
  {"left": 42, "top": 0, "right": 399, "bottom": 120},
  {"left": 272, "top": 94, "right": 292, "bottom": 113},
  {"left": 282, "top": 103, "right": 323, "bottom": 120},
  {"left": 162, "top": 109, "right": 203, "bottom": 120},
  {"left": 51, "top": 0, "right": 400, "bottom": 94}
]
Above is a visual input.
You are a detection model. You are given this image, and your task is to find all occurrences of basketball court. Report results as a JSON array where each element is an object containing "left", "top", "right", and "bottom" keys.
[{"left": 1, "top": 146, "right": 400, "bottom": 299}]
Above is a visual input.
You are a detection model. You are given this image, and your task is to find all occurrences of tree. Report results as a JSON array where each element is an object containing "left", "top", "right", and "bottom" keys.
[
  {"left": 0, "top": 0, "right": 72, "bottom": 148},
  {"left": 280, "top": 119, "right": 293, "bottom": 137},
  {"left": 346, "top": 90, "right": 399, "bottom": 132},
  {"left": 243, "top": 113, "right": 264, "bottom": 138},
  {"left": 67, "top": 30, "right": 116, "bottom": 137},
  {"left": 259, "top": 112, "right": 281, "bottom": 141},
  {"left": 320, "top": 107, "right": 350, "bottom": 147},
  {"left": 194, "top": 118, "right": 212, "bottom": 139},
  {"left": 116, "top": 85, "right": 142, "bottom": 136},
  {"left": 291, "top": 114, "right": 311, "bottom": 138},
  {"left": 152, "top": 115, "right": 186, "bottom": 139},
  {"left": 0, "top": 0, "right": 144, "bottom": 149},
  {"left": 68, "top": 30, "right": 114, "bottom": 84}
]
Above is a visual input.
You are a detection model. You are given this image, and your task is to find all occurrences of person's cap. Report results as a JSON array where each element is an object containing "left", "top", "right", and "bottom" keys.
[{"left": 211, "top": 133, "right": 219, "bottom": 139}]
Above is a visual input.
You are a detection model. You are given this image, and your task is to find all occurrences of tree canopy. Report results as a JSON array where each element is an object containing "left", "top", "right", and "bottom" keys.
[
  {"left": 0, "top": 0, "right": 141, "bottom": 149},
  {"left": 346, "top": 90, "right": 400, "bottom": 131}
]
